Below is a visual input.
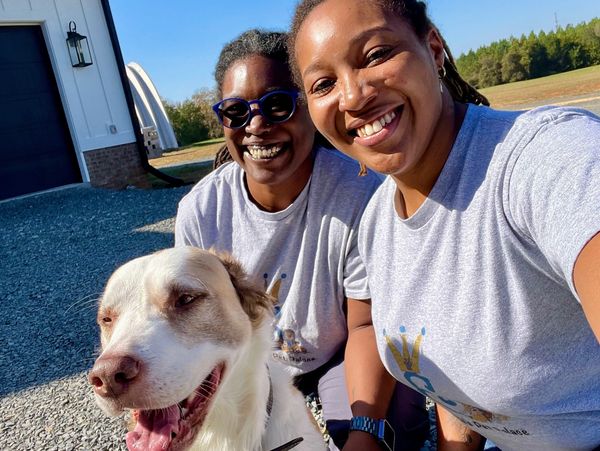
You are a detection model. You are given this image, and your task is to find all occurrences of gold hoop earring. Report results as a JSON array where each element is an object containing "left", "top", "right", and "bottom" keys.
[
  {"left": 438, "top": 65, "right": 447, "bottom": 93},
  {"left": 358, "top": 162, "right": 368, "bottom": 177}
]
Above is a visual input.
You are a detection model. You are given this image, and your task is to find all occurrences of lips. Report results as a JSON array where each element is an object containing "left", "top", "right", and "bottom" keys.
[{"left": 125, "top": 363, "right": 225, "bottom": 451}]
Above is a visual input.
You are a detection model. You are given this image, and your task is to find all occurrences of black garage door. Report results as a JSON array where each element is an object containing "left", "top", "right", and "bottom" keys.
[{"left": 0, "top": 26, "right": 81, "bottom": 201}]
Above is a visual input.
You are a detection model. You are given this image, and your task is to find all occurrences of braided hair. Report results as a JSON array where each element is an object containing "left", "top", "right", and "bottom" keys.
[
  {"left": 213, "top": 29, "right": 291, "bottom": 168},
  {"left": 288, "top": 0, "right": 489, "bottom": 106}
]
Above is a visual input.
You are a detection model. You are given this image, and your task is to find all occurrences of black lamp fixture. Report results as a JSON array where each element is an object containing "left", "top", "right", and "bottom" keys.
[{"left": 66, "top": 21, "right": 92, "bottom": 67}]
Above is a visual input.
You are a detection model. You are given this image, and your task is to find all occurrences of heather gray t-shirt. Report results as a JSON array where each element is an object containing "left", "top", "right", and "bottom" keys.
[
  {"left": 175, "top": 147, "right": 382, "bottom": 374},
  {"left": 359, "top": 105, "right": 600, "bottom": 450}
]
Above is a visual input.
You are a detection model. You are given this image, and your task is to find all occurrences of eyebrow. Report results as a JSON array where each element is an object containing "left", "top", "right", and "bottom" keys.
[{"left": 302, "top": 25, "right": 397, "bottom": 78}]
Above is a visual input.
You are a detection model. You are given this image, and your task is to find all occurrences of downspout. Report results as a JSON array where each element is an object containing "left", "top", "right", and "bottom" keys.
[{"left": 100, "top": 0, "right": 183, "bottom": 186}]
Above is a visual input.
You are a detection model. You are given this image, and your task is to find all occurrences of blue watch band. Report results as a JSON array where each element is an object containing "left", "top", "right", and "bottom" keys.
[{"left": 349, "top": 416, "right": 395, "bottom": 451}]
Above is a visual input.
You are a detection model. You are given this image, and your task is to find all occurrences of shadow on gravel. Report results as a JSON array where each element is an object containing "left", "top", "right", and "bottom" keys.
[{"left": 0, "top": 185, "right": 191, "bottom": 396}]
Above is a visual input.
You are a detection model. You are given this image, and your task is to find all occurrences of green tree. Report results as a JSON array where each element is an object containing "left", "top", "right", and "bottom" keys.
[
  {"left": 501, "top": 48, "right": 528, "bottom": 83},
  {"left": 192, "top": 88, "right": 223, "bottom": 140},
  {"left": 164, "top": 99, "right": 209, "bottom": 146}
]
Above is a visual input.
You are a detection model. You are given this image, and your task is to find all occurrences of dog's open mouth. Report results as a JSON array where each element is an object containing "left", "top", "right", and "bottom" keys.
[{"left": 125, "top": 363, "right": 225, "bottom": 451}]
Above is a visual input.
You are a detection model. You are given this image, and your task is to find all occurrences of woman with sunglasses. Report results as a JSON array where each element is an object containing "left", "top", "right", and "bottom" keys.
[
  {"left": 288, "top": 0, "right": 600, "bottom": 450},
  {"left": 175, "top": 29, "right": 429, "bottom": 451}
]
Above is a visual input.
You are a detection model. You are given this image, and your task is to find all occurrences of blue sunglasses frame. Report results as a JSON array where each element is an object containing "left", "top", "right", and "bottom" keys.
[{"left": 212, "top": 90, "right": 299, "bottom": 129}]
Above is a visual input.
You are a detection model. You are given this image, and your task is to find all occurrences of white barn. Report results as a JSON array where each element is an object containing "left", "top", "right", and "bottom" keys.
[{"left": 0, "top": 0, "right": 177, "bottom": 201}]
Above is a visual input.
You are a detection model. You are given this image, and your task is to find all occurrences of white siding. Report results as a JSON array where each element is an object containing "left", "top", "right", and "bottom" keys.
[{"left": 0, "top": 0, "right": 136, "bottom": 182}]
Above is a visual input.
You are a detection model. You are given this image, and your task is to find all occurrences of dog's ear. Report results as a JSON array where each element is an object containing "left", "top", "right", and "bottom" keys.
[{"left": 213, "top": 251, "right": 275, "bottom": 327}]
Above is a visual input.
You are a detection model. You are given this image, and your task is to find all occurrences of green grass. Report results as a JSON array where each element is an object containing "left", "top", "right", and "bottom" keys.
[
  {"left": 147, "top": 161, "right": 213, "bottom": 188},
  {"left": 480, "top": 65, "right": 600, "bottom": 108},
  {"left": 163, "top": 137, "right": 225, "bottom": 153}
]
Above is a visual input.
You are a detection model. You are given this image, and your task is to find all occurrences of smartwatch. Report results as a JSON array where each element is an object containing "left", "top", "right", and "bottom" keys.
[{"left": 349, "top": 416, "right": 395, "bottom": 451}]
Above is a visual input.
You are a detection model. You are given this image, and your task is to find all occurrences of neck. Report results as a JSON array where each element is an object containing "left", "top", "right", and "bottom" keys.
[
  {"left": 245, "top": 154, "right": 314, "bottom": 212},
  {"left": 393, "top": 98, "right": 467, "bottom": 218}
]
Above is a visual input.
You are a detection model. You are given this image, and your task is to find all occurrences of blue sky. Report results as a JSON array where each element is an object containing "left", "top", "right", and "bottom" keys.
[{"left": 109, "top": 0, "right": 599, "bottom": 103}]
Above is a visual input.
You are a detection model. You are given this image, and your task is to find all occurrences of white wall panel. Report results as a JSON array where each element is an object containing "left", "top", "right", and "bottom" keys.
[{"left": 0, "top": 0, "right": 136, "bottom": 177}]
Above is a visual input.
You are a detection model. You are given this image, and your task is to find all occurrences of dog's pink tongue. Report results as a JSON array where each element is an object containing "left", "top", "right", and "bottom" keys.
[{"left": 126, "top": 406, "right": 180, "bottom": 451}]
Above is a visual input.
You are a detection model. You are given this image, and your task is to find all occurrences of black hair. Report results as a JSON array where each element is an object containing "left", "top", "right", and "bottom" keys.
[
  {"left": 288, "top": 0, "right": 489, "bottom": 106},
  {"left": 214, "top": 29, "right": 290, "bottom": 97}
]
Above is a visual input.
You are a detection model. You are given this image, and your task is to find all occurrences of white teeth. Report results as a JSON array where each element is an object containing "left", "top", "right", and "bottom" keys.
[
  {"left": 246, "top": 144, "right": 283, "bottom": 160},
  {"left": 355, "top": 110, "right": 397, "bottom": 138}
]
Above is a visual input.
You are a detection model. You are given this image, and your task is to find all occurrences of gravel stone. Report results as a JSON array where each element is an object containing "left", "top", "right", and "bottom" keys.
[{"left": 0, "top": 184, "right": 437, "bottom": 450}]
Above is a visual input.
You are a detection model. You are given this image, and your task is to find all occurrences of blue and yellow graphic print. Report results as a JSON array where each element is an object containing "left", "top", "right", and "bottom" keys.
[{"left": 384, "top": 326, "right": 529, "bottom": 438}]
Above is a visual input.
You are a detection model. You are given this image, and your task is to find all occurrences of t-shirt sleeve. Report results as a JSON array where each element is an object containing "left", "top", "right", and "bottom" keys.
[
  {"left": 343, "top": 224, "right": 371, "bottom": 300},
  {"left": 174, "top": 194, "right": 204, "bottom": 248},
  {"left": 507, "top": 109, "right": 600, "bottom": 300}
]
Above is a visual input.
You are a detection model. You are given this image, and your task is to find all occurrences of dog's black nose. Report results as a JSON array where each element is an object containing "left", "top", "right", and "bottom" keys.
[{"left": 88, "top": 355, "right": 140, "bottom": 398}]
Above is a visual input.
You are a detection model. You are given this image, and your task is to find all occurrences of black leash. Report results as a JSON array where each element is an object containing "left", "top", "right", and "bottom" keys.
[{"left": 270, "top": 436, "right": 304, "bottom": 451}]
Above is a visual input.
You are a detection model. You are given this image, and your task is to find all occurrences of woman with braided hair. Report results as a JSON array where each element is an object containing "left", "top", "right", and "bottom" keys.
[
  {"left": 175, "top": 29, "right": 429, "bottom": 451},
  {"left": 289, "top": 0, "right": 600, "bottom": 450}
]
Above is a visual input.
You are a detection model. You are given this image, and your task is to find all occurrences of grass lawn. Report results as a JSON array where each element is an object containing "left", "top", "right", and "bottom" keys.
[
  {"left": 147, "top": 161, "right": 213, "bottom": 188},
  {"left": 480, "top": 65, "right": 600, "bottom": 108}
]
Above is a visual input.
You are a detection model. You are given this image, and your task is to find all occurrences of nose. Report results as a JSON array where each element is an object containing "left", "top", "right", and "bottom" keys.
[
  {"left": 244, "top": 106, "right": 271, "bottom": 135},
  {"left": 339, "top": 72, "right": 376, "bottom": 112},
  {"left": 88, "top": 354, "right": 140, "bottom": 398}
]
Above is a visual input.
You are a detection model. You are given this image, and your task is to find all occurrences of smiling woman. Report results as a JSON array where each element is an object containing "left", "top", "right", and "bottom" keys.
[
  {"left": 174, "top": 29, "right": 430, "bottom": 451},
  {"left": 289, "top": 1, "right": 600, "bottom": 450}
]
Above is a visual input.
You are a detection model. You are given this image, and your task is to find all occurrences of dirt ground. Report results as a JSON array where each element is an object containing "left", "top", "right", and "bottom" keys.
[{"left": 149, "top": 140, "right": 224, "bottom": 168}]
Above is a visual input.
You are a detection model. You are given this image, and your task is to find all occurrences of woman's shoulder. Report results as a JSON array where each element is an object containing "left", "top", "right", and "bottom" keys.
[
  {"left": 178, "top": 161, "right": 240, "bottom": 209},
  {"left": 313, "top": 146, "right": 383, "bottom": 191}
]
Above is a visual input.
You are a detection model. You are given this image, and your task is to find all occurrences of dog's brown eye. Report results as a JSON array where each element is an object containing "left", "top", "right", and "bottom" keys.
[
  {"left": 176, "top": 294, "right": 197, "bottom": 307},
  {"left": 102, "top": 317, "right": 112, "bottom": 324}
]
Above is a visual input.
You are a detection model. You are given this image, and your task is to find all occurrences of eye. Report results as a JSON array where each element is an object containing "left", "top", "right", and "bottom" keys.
[
  {"left": 175, "top": 293, "right": 200, "bottom": 307},
  {"left": 365, "top": 46, "right": 392, "bottom": 66},
  {"left": 310, "top": 78, "right": 335, "bottom": 96},
  {"left": 98, "top": 311, "right": 116, "bottom": 327}
]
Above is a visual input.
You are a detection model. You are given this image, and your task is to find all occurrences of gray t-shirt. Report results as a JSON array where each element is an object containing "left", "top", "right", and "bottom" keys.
[
  {"left": 359, "top": 105, "right": 600, "bottom": 450},
  {"left": 176, "top": 147, "right": 382, "bottom": 374}
]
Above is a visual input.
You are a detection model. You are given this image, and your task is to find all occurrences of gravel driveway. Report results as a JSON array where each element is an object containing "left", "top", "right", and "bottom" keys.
[{"left": 0, "top": 185, "right": 189, "bottom": 450}]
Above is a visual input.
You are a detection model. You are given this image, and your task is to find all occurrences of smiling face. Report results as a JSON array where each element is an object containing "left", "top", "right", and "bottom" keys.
[
  {"left": 294, "top": 0, "right": 452, "bottom": 179},
  {"left": 220, "top": 55, "right": 316, "bottom": 206}
]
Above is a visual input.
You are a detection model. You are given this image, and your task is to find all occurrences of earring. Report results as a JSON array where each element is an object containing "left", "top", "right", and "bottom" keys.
[
  {"left": 358, "top": 162, "right": 368, "bottom": 177},
  {"left": 438, "top": 65, "right": 447, "bottom": 93}
]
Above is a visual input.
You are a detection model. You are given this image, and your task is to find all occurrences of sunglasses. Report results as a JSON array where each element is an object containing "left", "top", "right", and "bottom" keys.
[{"left": 212, "top": 90, "right": 299, "bottom": 129}]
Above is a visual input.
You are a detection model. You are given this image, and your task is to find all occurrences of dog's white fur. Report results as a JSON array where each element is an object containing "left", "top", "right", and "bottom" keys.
[{"left": 90, "top": 247, "right": 325, "bottom": 451}]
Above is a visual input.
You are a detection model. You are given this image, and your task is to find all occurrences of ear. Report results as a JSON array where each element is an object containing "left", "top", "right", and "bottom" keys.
[
  {"left": 426, "top": 26, "right": 446, "bottom": 71},
  {"left": 212, "top": 250, "right": 275, "bottom": 327}
]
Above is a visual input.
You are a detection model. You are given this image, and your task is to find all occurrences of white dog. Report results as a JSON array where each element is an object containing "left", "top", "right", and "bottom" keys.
[{"left": 89, "top": 247, "right": 325, "bottom": 451}]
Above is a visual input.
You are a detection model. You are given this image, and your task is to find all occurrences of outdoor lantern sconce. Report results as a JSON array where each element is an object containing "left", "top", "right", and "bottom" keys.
[{"left": 66, "top": 21, "right": 92, "bottom": 68}]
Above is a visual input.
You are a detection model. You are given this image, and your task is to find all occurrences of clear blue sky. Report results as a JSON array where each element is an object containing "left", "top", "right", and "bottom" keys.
[{"left": 109, "top": 0, "right": 599, "bottom": 103}]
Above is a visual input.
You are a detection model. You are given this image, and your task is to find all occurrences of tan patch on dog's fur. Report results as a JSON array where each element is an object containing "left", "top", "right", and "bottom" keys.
[{"left": 213, "top": 251, "right": 275, "bottom": 328}]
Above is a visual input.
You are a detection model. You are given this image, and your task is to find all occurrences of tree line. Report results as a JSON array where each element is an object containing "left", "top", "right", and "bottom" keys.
[
  {"left": 456, "top": 17, "right": 600, "bottom": 89},
  {"left": 163, "top": 88, "right": 223, "bottom": 147}
]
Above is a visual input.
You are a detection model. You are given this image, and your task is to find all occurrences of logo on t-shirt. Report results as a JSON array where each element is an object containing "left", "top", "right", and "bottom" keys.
[{"left": 384, "top": 326, "right": 530, "bottom": 439}]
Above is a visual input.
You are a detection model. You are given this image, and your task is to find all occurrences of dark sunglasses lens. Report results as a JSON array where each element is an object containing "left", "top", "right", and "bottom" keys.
[
  {"left": 262, "top": 92, "right": 295, "bottom": 122},
  {"left": 219, "top": 99, "right": 250, "bottom": 128}
]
